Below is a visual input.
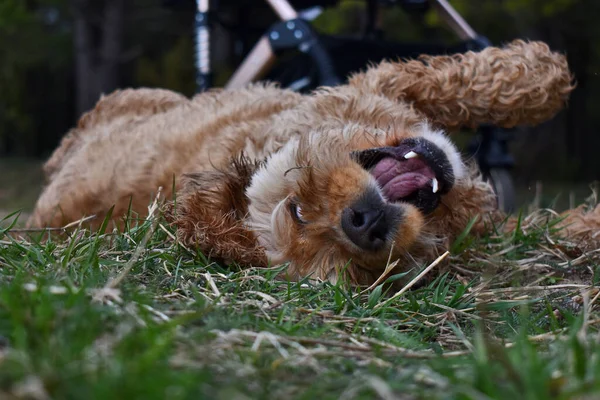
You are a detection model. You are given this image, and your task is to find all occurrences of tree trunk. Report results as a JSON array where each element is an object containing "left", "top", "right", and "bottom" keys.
[
  {"left": 99, "top": 0, "right": 124, "bottom": 95},
  {"left": 72, "top": 0, "right": 124, "bottom": 117},
  {"left": 564, "top": 39, "right": 591, "bottom": 174},
  {"left": 73, "top": 0, "right": 96, "bottom": 116}
]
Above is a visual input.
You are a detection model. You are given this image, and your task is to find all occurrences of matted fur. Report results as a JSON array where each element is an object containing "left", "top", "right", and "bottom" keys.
[{"left": 29, "top": 40, "right": 594, "bottom": 285}]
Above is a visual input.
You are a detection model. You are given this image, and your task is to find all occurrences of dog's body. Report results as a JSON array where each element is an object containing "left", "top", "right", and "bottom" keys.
[
  {"left": 30, "top": 40, "right": 598, "bottom": 284},
  {"left": 29, "top": 85, "right": 303, "bottom": 230}
]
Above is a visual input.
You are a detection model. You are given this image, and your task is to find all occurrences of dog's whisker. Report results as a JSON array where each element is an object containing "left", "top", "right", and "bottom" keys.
[{"left": 284, "top": 165, "right": 311, "bottom": 177}]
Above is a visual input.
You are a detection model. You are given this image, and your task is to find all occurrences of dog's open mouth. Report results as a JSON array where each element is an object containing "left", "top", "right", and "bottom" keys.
[{"left": 352, "top": 137, "right": 455, "bottom": 214}]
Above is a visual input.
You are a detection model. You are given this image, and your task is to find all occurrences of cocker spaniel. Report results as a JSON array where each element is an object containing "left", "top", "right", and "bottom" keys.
[{"left": 28, "top": 40, "right": 599, "bottom": 284}]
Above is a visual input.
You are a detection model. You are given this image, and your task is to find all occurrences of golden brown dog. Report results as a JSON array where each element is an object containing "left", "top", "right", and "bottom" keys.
[{"left": 28, "top": 40, "right": 599, "bottom": 284}]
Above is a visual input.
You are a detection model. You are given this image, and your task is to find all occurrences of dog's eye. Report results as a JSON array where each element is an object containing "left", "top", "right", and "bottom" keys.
[{"left": 289, "top": 202, "right": 307, "bottom": 224}]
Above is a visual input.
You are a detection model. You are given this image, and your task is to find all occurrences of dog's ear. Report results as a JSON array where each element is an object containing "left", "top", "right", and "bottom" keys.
[{"left": 166, "top": 155, "right": 268, "bottom": 266}]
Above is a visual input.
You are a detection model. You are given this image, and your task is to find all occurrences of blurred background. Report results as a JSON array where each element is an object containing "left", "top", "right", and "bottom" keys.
[{"left": 1, "top": 0, "right": 599, "bottom": 218}]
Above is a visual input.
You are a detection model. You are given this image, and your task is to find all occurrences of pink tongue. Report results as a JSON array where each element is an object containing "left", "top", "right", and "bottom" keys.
[{"left": 371, "top": 157, "right": 434, "bottom": 201}]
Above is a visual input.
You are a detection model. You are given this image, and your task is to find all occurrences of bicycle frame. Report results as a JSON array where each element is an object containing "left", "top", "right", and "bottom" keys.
[
  {"left": 195, "top": 0, "right": 211, "bottom": 91},
  {"left": 225, "top": 0, "right": 298, "bottom": 89},
  {"left": 218, "top": 0, "right": 480, "bottom": 89}
]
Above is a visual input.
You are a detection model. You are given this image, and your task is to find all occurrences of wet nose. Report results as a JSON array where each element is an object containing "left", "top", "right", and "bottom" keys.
[{"left": 341, "top": 188, "right": 401, "bottom": 251}]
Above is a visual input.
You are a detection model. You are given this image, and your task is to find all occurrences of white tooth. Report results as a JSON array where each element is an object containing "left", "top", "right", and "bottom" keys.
[
  {"left": 432, "top": 178, "right": 439, "bottom": 193},
  {"left": 404, "top": 151, "right": 418, "bottom": 159}
]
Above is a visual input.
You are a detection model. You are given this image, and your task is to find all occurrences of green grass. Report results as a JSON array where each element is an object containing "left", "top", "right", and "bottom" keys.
[{"left": 1, "top": 197, "right": 599, "bottom": 399}]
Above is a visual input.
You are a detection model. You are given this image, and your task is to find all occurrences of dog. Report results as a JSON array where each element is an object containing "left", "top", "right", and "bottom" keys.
[{"left": 28, "top": 40, "right": 598, "bottom": 285}]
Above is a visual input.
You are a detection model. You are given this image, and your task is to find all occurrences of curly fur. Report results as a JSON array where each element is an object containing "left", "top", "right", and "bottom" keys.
[
  {"left": 557, "top": 204, "right": 600, "bottom": 250},
  {"left": 28, "top": 40, "right": 592, "bottom": 285},
  {"left": 351, "top": 40, "right": 574, "bottom": 129}
]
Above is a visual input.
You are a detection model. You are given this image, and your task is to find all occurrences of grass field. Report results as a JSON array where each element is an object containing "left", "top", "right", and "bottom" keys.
[{"left": 0, "top": 160, "right": 599, "bottom": 399}]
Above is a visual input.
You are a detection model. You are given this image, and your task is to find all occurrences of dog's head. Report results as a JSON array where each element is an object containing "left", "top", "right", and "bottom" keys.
[{"left": 245, "top": 122, "right": 466, "bottom": 283}]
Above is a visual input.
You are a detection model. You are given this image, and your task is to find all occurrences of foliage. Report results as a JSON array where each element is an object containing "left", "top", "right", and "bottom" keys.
[
  {"left": 135, "top": 36, "right": 196, "bottom": 98},
  {"left": 0, "top": 0, "right": 72, "bottom": 155}
]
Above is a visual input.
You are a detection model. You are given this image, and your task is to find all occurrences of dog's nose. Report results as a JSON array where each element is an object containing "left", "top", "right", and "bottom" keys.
[{"left": 341, "top": 188, "right": 401, "bottom": 251}]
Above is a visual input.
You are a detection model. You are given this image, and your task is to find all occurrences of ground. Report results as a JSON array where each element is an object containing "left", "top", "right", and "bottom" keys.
[{"left": 0, "top": 159, "right": 599, "bottom": 399}]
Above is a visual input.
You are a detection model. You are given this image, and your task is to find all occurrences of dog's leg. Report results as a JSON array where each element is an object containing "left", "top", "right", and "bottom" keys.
[
  {"left": 165, "top": 155, "right": 268, "bottom": 267},
  {"left": 348, "top": 40, "right": 573, "bottom": 129}
]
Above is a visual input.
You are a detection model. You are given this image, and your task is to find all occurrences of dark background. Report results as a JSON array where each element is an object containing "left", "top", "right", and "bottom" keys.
[{"left": 1, "top": 0, "right": 599, "bottom": 213}]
